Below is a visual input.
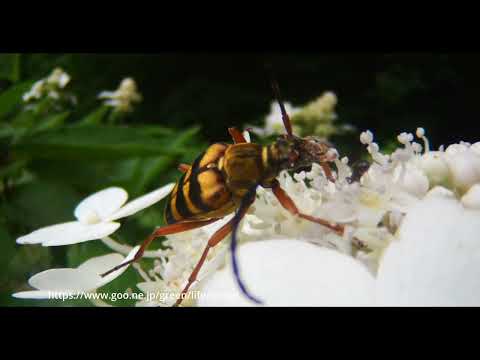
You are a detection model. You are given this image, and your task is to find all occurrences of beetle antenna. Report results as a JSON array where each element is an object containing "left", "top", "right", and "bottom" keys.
[
  {"left": 264, "top": 64, "right": 293, "bottom": 136},
  {"left": 230, "top": 184, "right": 263, "bottom": 305}
]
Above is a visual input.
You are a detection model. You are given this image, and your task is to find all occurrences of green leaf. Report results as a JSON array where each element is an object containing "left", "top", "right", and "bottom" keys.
[
  {"left": 32, "top": 111, "right": 70, "bottom": 133},
  {"left": 7, "top": 179, "right": 80, "bottom": 230},
  {"left": 77, "top": 106, "right": 109, "bottom": 126},
  {"left": 0, "top": 123, "right": 16, "bottom": 139},
  {"left": 66, "top": 240, "right": 112, "bottom": 268},
  {"left": 0, "top": 158, "right": 29, "bottom": 180},
  {"left": 0, "top": 54, "right": 20, "bottom": 83},
  {"left": 129, "top": 156, "right": 174, "bottom": 195},
  {"left": 0, "top": 224, "right": 15, "bottom": 275},
  {"left": 0, "top": 80, "right": 34, "bottom": 119},
  {"left": 13, "top": 125, "right": 198, "bottom": 160},
  {"left": 133, "top": 125, "right": 176, "bottom": 137}
]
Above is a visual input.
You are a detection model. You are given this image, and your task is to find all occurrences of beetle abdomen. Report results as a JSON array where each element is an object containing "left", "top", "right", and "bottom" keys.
[{"left": 164, "top": 143, "right": 236, "bottom": 224}]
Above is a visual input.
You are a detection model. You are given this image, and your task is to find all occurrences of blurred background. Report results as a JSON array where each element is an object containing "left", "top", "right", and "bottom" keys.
[{"left": 1, "top": 53, "right": 478, "bottom": 306}]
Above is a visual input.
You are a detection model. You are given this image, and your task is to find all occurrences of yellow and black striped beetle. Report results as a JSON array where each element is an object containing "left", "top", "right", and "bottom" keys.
[{"left": 102, "top": 80, "right": 345, "bottom": 306}]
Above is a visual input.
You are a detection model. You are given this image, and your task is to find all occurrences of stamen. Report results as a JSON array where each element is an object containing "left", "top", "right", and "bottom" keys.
[
  {"left": 366, "top": 142, "right": 389, "bottom": 167},
  {"left": 100, "top": 236, "right": 161, "bottom": 258},
  {"left": 326, "top": 148, "right": 339, "bottom": 161},
  {"left": 360, "top": 130, "right": 373, "bottom": 145},
  {"left": 334, "top": 157, "right": 352, "bottom": 183},
  {"left": 78, "top": 209, "right": 101, "bottom": 225},
  {"left": 132, "top": 263, "right": 152, "bottom": 282},
  {"left": 397, "top": 132, "right": 414, "bottom": 145},
  {"left": 411, "top": 142, "right": 423, "bottom": 154},
  {"left": 416, "top": 127, "right": 430, "bottom": 153}
]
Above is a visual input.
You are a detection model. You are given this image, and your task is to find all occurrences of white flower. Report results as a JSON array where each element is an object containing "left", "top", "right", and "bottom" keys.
[
  {"left": 392, "top": 162, "right": 430, "bottom": 198},
  {"left": 250, "top": 92, "right": 347, "bottom": 138},
  {"left": 12, "top": 247, "right": 138, "bottom": 299},
  {"left": 444, "top": 143, "right": 480, "bottom": 194},
  {"left": 134, "top": 217, "right": 232, "bottom": 307},
  {"left": 461, "top": 184, "right": 480, "bottom": 210},
  {"left": 471, "top": 142, "right": 480, "bottom": 156},
  {"left": 360, "top": 130, "right": 374, "bottom": 145},
  {"left": 46, "top": 68, "right": 71, "bottom": 88},
  {"left": 98, "top": 78, "right": 143, "bottom": 113},
  {"left": 413, "top": 151, "right": 451, "bottom": 188},
  {"left": 198, "top": 239, "right": 375, "bottom": 306},
  {"left": 22, "top": 67, "right": 71, "bottom": 102},
  {"left": 16, "top": 184, "right": 174, "bottom": 246},
  {"left": 376, "top": 195, "right": 480, "bottom": 306}
]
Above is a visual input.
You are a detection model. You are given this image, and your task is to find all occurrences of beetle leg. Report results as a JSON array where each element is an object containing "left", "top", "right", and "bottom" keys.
[
  {"left": 271, "top": 180, "right": 344, "bottom": 235},
  {"left": 178, "top": 163, "right": 191, "bottom": 173},
  {"left": 174, "top": 216, "right": 242, "bottom": 306},
  {"left": 228, "top": 127, "right": 248, "bottom": 143},
  {"left": 174, "top": 188, "right": 258, "bottom": 306},
  {"left": 320, "top": 162, "right": 336, "bottom": 183},
  {"left": 100, "top": 218, "right": 219, "bottom": 277}
]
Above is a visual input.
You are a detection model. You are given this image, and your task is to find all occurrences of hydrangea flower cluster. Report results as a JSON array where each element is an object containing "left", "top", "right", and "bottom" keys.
[
  {"left": 250, "top": 92, "right": 353, "bottom": 139},
  {"left": 98, "top": 78, "right": 143, "bottom": 113},
  {"left": 13, "top": 126, "right": 480, "bottom": 306}
]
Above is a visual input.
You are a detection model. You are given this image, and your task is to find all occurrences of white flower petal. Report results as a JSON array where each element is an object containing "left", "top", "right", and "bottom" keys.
[
  {"left": 17, "top": 221, "right": 120, "bottom": 246},
  {"left": 137, "top": 281, "right": 158, "bottom": 294},
  {"left": 198, "top": 239, "right": 375, "bottom": 307},
  {"left": 74, "top": 187, "right": 128, "bottom": 223},
  {"left": 98, "top": 90, "right": 115, "bottom": 99},
  {"left": 415, "top": 151, "right": 451, "bottom": 188},
  {"left": 461, "top": 184, "right": 480, "bottom": 210},
  {"left": 106, "top": 184, "right": 174, "bottom": 221},
  {"left": 444, "top": 149, "right": 480, "bottom": 194},
  {"left": 393, "top": 163, "right": 429, "bottom": 198},
  {"left": 77, "top": 248, "right": 138, "bottom": 288},
  {"left": 242, "top": 130, "right": 251, "bottom": 143},
  {"left": 445, "top": 143, "right": 469, "bottom": 155},
  {"left": 28, "top": 268, "right": 99, "bottom": 292},
  {"left": 12, "top": 290, "right": 74, "bottom": 299},
  {"left": 28, "top": 252, "right": 127, "bottom": 291},
  {"left": 471, "top": 142, "right": 480, "bottom": 156},
  {"left": 16, "top": 250, "right": 138, "bottom": 300},
  {"left": 424, "top": 185, "right": 455, "bottom": 200},
  {"left": 376, "top": 196, "right": 480, "bottom": 306}
]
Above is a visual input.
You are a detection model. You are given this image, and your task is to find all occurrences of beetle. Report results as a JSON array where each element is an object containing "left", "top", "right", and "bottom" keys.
[{"left": 101, "top": 80, "right": 345, "bottom": 306}]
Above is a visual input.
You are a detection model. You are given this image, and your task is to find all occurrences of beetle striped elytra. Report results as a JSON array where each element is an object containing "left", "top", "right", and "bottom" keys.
[{"left": 101, "top": 79, "right": 345, "bottom": 306}]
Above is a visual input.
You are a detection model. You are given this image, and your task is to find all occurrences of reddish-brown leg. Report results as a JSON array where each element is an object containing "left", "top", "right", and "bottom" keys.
[
  {"left": 178, "top": 163, "right": 191, "bottom": 173},
  {"left": 320, "top": 162, "right": 336, "bottom": 183},
  {"left": 271, "top": 180, "right": 344, "bottom": 235},
  {"left": 174, "top": 208, "right": 250, "bottom": 307},
  {"left": 228, "top": 127, "right": 247, "bottom": 143},
  {"left": 100, "top": 218, "right": 219, "bottom": 277}
]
